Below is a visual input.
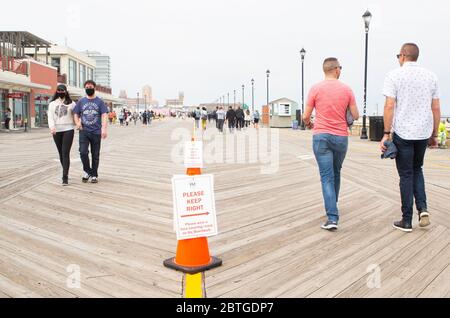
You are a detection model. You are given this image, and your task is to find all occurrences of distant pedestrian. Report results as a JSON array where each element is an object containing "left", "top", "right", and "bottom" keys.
[
  {"left": 124, "top": 110, "right": 129, "bottom": 126},
  {"left": 235, "top": 106, "right": 245, "bottom": 130},
  {"left": 149, "top": 110, "right": 154, "bottom": 125},
  {"left": 226, "top": 106, "right": 236, "bottom": 133},
  {"left": 216, "top": 106, "right": 226, "bottom": 133},
  {"left": 438, "top": 120, "right": 447, "bottom": 149},
  {"left": 214, "top": 106, "right": 219, "bottom": 129},
  {"left": 4, "top": 107, "right": 11, "bottom": 130},
  {"left": 73, "top": 80, "right": 109, "bottom": 184},
  {"left": 126, "top": 111, "right": 132, "bottom": 126},
  {"left": 303, "top": 57, "right": 359, "bottom": 232},
  {"left": 193, "top": 107, "right": 201, "bottom": 129},
  {"left": 201, "top": 107, "right": 208, "bottom": 131},
  {"left": 112, "top": 111, "right": 117, "bottom": 125},
  {"left": 381, "top": 43, "right": 441, "bottom": 232},
  {"left": 244, "top": 109, "right": 252, "bottom": 128},
  {"left": 253, "top": 110, "right": 260, "bottom": 129},
  {"left": 118, "top": 111, "right": 124, "bottom": 126},
  {"left": 108, "top": 111, "right": 114, "bottom": 125},
  {"left": 142, "top": 111, "right": 148, "bottom": 125},
  {"left": 48, "top": 84, "right": 76, "bottom": 186}
]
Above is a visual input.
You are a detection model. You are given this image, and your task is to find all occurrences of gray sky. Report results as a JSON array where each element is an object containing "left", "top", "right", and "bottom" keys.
[{"left": 7, "top": 0, "right": 450, "bottom": 114}]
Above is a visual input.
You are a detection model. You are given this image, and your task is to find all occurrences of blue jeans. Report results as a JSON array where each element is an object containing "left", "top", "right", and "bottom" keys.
[
  {"left": 393, "top": 133, "right": 428, "bottom": 222},
  {"left": 313, "top": 134, "right": 349, "bottom": 223}
]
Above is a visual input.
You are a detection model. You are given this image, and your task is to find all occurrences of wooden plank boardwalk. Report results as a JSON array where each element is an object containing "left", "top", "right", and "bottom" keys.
[{"left": 0, "top": 119, "right": 449, "bottom": 298}]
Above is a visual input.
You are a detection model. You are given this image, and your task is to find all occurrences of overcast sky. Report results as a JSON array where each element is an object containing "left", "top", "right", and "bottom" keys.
[{"left": 6, "top": 0, "right": 450, "bottom": 114}]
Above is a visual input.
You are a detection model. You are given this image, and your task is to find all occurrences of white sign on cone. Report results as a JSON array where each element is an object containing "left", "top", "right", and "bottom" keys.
[
  {"left": 184, "top": 141, "right": 203, "bottom": 169},
  {"left": 172, "top": 174, "right": 218, "bottom": 240}
]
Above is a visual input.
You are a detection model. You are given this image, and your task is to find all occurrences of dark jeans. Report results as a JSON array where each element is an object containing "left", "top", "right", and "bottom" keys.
[
  {"left": 53, "top": 130, "right": 74, "bottom": 180},
  {"left": 79, "top": 130, "right": 102, "bottom": 177},
  {"left": 393, "top": 133, "right": 428, "bottom": 222},
  {"left": 217, "top": 119, "right": 225, "bottom": 132},
  {"left": 5, "top": 118, "right": 11, "bottom": 129},
  {"left": 236, "top": 118, "right": 245, "bottom": 130},
  {"left": 313, "top": 134, "right": 348, "bottom": 223},
  {"left": 228, "top": 119, "right": 235, "bottom": 132}
]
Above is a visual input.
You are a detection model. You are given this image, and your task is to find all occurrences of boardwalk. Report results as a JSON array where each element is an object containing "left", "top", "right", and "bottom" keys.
[{"left": 0, "top": 119, "right": 449, "bottom": 298}]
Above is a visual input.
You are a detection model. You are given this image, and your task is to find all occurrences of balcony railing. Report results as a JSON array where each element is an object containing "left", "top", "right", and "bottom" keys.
[{"left": 0, "top": 56, "right": 28, "bottom": 76}]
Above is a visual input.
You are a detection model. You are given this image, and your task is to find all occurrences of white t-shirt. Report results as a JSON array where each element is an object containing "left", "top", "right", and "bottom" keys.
[
  {"left": 216, "top": 110, "right": 226, "bottom": 120},
  {"left": 382, "top": 62, "right": 439, "bottom": 140}
]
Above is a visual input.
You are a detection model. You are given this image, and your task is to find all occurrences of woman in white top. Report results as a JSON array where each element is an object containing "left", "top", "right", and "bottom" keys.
[
  {"left": 48, "top": 84, "right": 76, "bottom": 186},
  {"left": 244, "top": 109, "right": 252, "bottom": 128},
  {"left": 201, "top": 107, "right": 208, "bottom": 131}
]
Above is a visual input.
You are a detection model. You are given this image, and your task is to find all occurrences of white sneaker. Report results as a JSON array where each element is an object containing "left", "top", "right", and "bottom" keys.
[
  {"left": 419, "top": 211, "right": 431, "bottom": 228},
  {"left": 82, "top": 172, "right": 91, "bottom": 183},
  {"left": 91, "top": 177, "right": 98, "bottom": 184}
]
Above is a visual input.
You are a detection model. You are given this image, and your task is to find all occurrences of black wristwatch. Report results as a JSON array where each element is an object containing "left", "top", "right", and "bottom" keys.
[{"left": 384, "top": 132, "right": 391, "bottom": 135}]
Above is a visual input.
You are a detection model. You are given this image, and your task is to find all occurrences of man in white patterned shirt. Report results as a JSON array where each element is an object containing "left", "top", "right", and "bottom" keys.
[{"left": 381, "top": 43, "right": 441, "bottom": 233}]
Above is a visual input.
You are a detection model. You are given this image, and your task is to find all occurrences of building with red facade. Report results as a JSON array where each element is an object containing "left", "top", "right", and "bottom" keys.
[
  {"left": 1, "top": 31, "right": 125, "bottom": 132},
  {"left": 0, "top": 32, "right": 55, "bottom": 131}
]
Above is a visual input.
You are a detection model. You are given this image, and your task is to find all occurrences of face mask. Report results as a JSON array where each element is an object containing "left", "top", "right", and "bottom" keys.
[
  {"left": 86, "top": 88, "right": 95, "bottom": 96},
  {"left": 57, "top": 93, "right": 66, "bottom": 99}
]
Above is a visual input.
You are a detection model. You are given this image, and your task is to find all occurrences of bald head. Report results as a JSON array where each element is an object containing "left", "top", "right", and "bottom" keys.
[
  {"left": 401, "top": 43, "right": 420, "bottom": 61},
  {"left": 323, "top": 57, "right": 341, "bottom": 74}
]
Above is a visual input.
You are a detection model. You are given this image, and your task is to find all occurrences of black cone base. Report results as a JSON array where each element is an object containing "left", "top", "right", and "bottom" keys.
[{"left": 163, "top": 257, "right": 222, "bottom": 274}]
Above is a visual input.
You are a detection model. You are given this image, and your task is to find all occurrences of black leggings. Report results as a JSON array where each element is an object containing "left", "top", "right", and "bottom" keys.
[{"left": 53, "top": 130, "right": 74, "bottom": 180}]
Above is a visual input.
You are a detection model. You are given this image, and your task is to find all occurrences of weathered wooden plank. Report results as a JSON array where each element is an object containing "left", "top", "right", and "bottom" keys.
[{"left": 1, "top": 120, "right": 449, "bottom": 298}]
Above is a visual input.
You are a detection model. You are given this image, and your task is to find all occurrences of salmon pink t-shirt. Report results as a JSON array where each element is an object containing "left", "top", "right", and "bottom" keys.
[{"left": 307, "top": 80, "right": 356, "bottom": 137}]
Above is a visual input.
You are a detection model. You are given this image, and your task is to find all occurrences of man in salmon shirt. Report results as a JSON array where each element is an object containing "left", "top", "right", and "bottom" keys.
[{"left": 303, "top": 57, "right": 359, "bottom": 231}]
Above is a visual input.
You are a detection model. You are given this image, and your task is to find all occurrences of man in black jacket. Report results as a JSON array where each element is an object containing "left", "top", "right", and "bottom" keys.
[
  {"left": 235, "top": 106, "right": 245, "bottom": 131},
  {"left": 226, "top": 106, "right": 236, "bottom": 133}
]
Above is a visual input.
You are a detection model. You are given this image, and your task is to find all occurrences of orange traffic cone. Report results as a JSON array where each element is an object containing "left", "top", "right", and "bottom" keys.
[{"left": 163, "top": 136, "right": 222, "bottom": 274}]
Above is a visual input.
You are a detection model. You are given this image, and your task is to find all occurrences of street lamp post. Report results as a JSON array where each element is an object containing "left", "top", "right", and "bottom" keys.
[
  {"left": 300, "top": 48, "right": 306, "bottom": 130},
  {"left": 361, "top": 9, "right": 372, "bottom": 140},
  {"left": 266, "top": 69, "right": 270, "bottom": 115},
  {"left": 227, "top": 93, "right": 230, "bottom": 108},
  {"left": 242, "top": 85, "right": 245, "bottom": 109},
  {"left": 137, "top": 92, "right": 140, "bottom": 113},
  {"left": 233, "top": 90, "right": 236, "bottom": 108},
  {"left": 251, "top": 79, "right": 255, "bottom": 113}
]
